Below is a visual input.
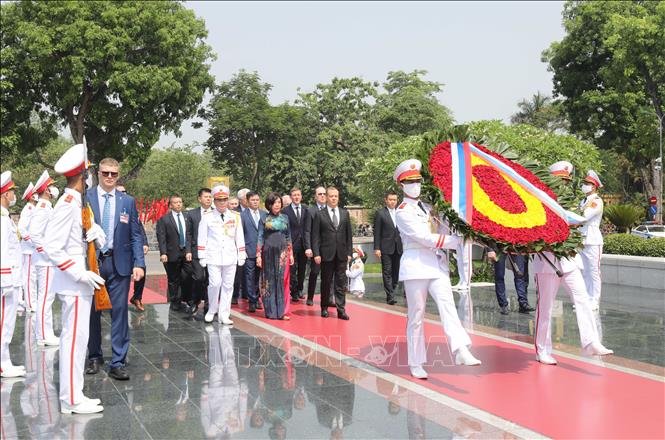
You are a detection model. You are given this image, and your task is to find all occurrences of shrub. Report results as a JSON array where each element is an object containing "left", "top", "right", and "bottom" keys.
[
  {"left": 603, "top": 234, "right": 665, "bottom": 258},
  {"left": 603, "top": 204, "right": 644, "bottom": 233}
]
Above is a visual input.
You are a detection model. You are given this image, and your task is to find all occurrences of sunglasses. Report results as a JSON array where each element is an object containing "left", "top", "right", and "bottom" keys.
[
  {"left": 316, "top": 192, "right": 326, "bottom": 196},
  {"left": 100, "top": 171, "right": 119, "bottom": 178}
]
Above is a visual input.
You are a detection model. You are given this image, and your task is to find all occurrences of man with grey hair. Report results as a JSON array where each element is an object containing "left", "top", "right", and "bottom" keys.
[{"left": 236, "top": 189, "right": 250, "bottom": 213}]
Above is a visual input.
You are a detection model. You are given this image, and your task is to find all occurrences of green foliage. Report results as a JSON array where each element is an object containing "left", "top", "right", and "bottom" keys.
[
  {"left": 510, "top": 92, "right": 568, "bottom": 132},
  {"left": 125, "top": 147, "right": 224, "bottom": 206},
  {"left": 374, "top": 70, "right": 453, "bottom": 138},
  {"left": 603, "top": 204, "right": 644, "bottom": 233},
  {"left": 543, "top": 1, "right": 664, "bottom": 196},
  {"left": 603, "top": 234, "right": 665, "bottom": 257},
  {"left": 1, "top": 0, "right": 215, "bottom": 163}
]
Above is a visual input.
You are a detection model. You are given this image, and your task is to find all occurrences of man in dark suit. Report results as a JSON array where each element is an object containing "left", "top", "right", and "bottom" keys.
[
  {"left": 312, "top": 187, "right": 352, "bottom": 320},
  {"left": 86, "top": 158, "right": 145, "bottom": 381},
  {"left": 283, "top": 187, "right": 309, "bottom": 302},
  {"left": 232, "top": 188, "right": 250, "bottom": 304},
  {"left": 240, "top": 191, "right": 267, "bottom": 313},
  {"left": 304, "top": 186, "right": 327, "bottom": 306},
  {"left": 373, "top": 191, "right": 403, "bottom": 305},
  {"left": 156, "top": 194, "right": 193, "bottom": 313},
  {"left": 185, "top": 188, "right": 213, "bottom": 317}
]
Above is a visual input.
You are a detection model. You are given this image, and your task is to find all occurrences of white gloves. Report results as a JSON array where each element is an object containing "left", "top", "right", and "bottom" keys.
[
  {"left": 86, "top": 223, "right": 107, "bottom": 248},
  {"left": 80, "top": 270, "right": 105, "bottom": 290},
  {"left": 238, "top": 258, "right": 246, "bottom": 267},
  {"left": 199, "top": 258, "right": 207, "bottom": 268}
]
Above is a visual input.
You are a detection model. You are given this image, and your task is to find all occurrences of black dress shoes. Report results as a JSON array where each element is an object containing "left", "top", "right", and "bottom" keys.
[
  {"left": 248, "top": 303, "right": 256, "bottom": 313},
  {"left": 500, "top": 306, "right": 509, "bottom": 315},
  {"left": 321, "top": 309, "right": 329, "bottom": 318},
  {"left": 291, "top": 296, "right": 300, "bottom": 303},
  {"left": 85, "top": 358, "right": 103, "bottom": 375},
  {"left": 108, "top": 366, "right": 130, "bottom": 381},
  {"left": 231, "top": 298, "right": 239, "bottom": 305},
  {"left": 337, "top": 312, "right": 350, "bottom": 320},
  {"left": 298, "top": 291, "right": 305, "bottom": 299},
  {"left": 169, "top": 302, "right": 182, "bottom": 312},
  {"left": 519, "top": 304, "right": 536, "bottom": 313},
  {"left": 387, "top": 298, "right": 397, "bottom": 305},
  {"left": 306, "top": 299, "right": 314, "bottom": 306}
]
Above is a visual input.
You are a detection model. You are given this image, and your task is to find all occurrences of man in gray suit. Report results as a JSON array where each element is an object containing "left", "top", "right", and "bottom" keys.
[{"left": 240, "top": 191, "right": 267, "bottom": 313}]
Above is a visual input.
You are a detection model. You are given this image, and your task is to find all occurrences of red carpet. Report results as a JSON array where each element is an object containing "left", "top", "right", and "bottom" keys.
[{"left": 235, "top": 299, "right": 665, "bottom": 439}]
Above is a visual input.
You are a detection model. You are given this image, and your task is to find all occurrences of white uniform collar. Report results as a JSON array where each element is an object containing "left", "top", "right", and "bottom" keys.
[
  {"left": 1, "top": 206, "right": 8, "bottom": 215},
  {"left": 38, "top": 198, "right": 53, "bottom": 208}
]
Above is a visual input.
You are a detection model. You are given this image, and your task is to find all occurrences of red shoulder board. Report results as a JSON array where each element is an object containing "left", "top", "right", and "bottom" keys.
[
  {"left": 40, "top": 202, "right": 46, "bottom": 208},
  {"left": 591, "top": 202, "right": 598, "bottom": 208},
  {"left": 398, "top": 203, "right": 407, "bottom": 209},
  {"left": 65, "top": 194, "right": 73, "bottom": 203}
]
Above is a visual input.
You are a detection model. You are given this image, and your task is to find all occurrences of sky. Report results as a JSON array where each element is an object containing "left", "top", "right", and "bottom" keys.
[{"left": 157, "top": 1, "right": 566, "bottom": 148}]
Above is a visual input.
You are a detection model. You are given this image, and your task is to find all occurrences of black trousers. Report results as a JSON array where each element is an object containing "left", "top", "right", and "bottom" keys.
[
  {"left": 190, "top": 258, "right": 208, "bottom": 304},
  {"left": 381, "top": 251, "right": 402, "bottom": 300},
  {"left": 163, "top": 250, "right": 193, "bottom": 305},
  {"left": 290, "top": 246, "right": 307, "bottom": 298},
  {"left": 232, "top": 264, "right": 246, "bottom": 300},
  {"left": 320, "top": 257, "right": 346, "bottom": 313},
  {"left": 306, "top": 258, "right": 321, "bottom": 300}
]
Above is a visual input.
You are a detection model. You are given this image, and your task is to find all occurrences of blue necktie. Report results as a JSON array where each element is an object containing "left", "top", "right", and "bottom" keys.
[
  {"left": 177, "top": 213, "right": 185, "bottom": 248},
  {"left": 101, "top": 193, "right": 112, "bottom": 252}
]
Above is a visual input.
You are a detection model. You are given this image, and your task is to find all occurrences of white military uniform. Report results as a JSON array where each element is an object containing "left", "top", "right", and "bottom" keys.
[
  {"left": 44, "top": 188, "right": 92, "bottom": 406},
  {"left": 533, "top": 252, "right": 601, "bottom": 356},
  {"left": 395, "top": 197, "right": 472, "bottom": 366},
  {"left": 1, "top": 204, "right": 24, "bottom": 374},
  {"left": 578, "top": 192, "right": 603, "bottom": 304},
  {"left": 18, "top": 187, "right": 38, "bottom": 312},
  {"left": 453, "top": 238, "right": 472, "bottom": 289},
  {"left": 30, "top": 198, "right": 58, "bottom": 343},
  {"left": 198, "top": 206, "right": 246, "bottom": 321}
]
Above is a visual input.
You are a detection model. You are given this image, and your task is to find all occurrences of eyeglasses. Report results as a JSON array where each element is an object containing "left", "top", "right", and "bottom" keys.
[
  {"left": 100, "top": 171, "right": 119, "bottom": 178},
  {"left": 316, "top": 192, "right": 325, "bottom": 196}
]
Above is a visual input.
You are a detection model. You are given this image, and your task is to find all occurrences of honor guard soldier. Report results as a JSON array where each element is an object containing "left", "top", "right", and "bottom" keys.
[
  {"left": 393, "top": 159, "right": 481, "bottom": 380},
  {"left": 18, "top": 181, "right": 38, "bottom": 312},
  {"left": 579, "top": 170, "right": 604, "bottom": 311},
  {"left": 29, "top": 170, "right": 60, "bottom": 346},
  {"left": 198, "top": 185, "right": 246, "bottom": 324},
  {"left": 532, "top": 164, "right": 613, "bottom": 365},
  {"left": 45, "top": 143, "right": 106, "bottom": 414},
  {"left": 1, "top": 171, "right": 26, "bottom": 378}
]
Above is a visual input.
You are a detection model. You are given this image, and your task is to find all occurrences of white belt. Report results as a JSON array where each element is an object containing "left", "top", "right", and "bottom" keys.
[{"left": 404, "top": 242, "right": 428, "bottom": 250}]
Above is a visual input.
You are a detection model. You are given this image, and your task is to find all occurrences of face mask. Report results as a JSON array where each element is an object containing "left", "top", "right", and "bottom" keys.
[
  {"left": 8, "top": 194, "right": 16, "bottom": 207},
  {"left": 85, "top": 171, "right": 94, "bottom": 189},
  {"left": 402, "top": 182, "right": 421, "bottom": 199},
  {"left": 31, "top": 194, "right": 39, "bottom": 202},
  {"left": 581, "top": 184, "right": 594, "bottom": 194},
  {"left": 48, "top": 186, "right": 60, "bottom": 199}
]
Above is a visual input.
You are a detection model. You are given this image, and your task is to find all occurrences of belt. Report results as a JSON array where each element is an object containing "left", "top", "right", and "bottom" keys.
[{"left": 100, "top": 249, "right": 114, "bottom": 257}]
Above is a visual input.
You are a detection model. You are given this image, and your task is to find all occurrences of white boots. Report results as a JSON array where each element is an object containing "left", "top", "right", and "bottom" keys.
[{"left": 455, "top": 346, "right": 482, "bottom": 366}]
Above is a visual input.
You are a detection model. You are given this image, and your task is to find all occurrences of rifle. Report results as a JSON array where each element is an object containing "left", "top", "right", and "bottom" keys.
[{"left": 82, "top": 186, "right": 112, "bottom": 311}]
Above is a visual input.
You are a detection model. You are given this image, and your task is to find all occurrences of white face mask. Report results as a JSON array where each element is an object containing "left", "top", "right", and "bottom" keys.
[
  {"left": 85, "top": 171, "right": 94, "bottom": 189},
  {"left": 48, "top": 186, "right": 59, "bottom": 199},
  {"left": 402, "top": 182, "right": 421, "bottom": 199},
  {"left": 31, "top": 194, "right": 39, "bottom": 202},
  {"left": 581, "top": 184, "right": 594, "bottom": 194},
  {"left": 8, "top": 194, "right": 16, "bottom": 207}
]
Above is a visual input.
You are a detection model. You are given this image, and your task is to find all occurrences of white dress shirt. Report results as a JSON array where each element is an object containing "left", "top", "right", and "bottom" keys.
[
  {"left": 389, "top": 208, "right": 396, "bottom": 227},
  {"left": 172, "top": 210, "right": 187, "bottom": 238},
  {"left": 97, "top": 186, "right": 116, "bottom": 249}
]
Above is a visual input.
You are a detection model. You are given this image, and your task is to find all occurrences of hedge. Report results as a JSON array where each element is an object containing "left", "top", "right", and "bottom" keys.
[{"left": 603, "top": 234, "right": 665, "bottom": 258}]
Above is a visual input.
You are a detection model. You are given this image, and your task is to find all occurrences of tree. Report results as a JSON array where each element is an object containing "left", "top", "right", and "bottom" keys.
[
  {"left": 203, "top": 70, "right": 312, "bottom": 194},
  {"left": 296, "top": 77, "right": 379, "bottom": 203},
  {"left": 1, "top": 0, "right": 215, "bottom": 165},
  {"left": 374, "top": 70, "right": 453, "bottom": 139},
  {"left": 125, "top": 146, "right": 224, "bottom": 205},
  {"left": 543, "top": 1, "right": 664, "bottom": 198},
  {"left": 510, "top": 92, "right": 568, "bottom": 132}
]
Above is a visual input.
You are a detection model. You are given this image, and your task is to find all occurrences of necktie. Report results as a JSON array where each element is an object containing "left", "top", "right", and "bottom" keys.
[
  {"left": 253, "top": 210, "right": 259, "bottom": 228},
  {"left": 101, "top": 193, "right": 112, "bottom": 252},
  {"left": 332, "top": 208, "right": 339, "bottom": 228},
  {"left": 417, "top": 201, "right": 428, "bottom": 215},
  {"left": 295, "top": 205, "right": 300, "bottom": 221},
  {"left": 176, "top": 213, "right": 185, "bottom": 248},
  {"left": 221, "top": 212, "right": 225, "bottom": 222}
]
